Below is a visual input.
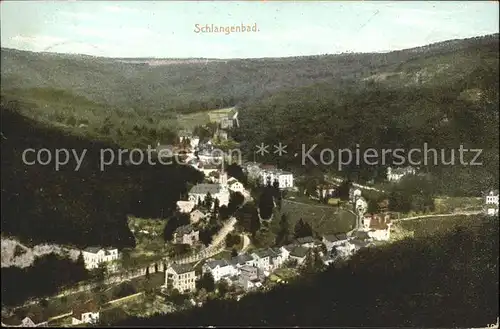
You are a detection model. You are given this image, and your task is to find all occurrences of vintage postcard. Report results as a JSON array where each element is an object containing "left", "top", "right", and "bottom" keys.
[{"left": 1, "top": 1, "right": 499, "bottom": 328}]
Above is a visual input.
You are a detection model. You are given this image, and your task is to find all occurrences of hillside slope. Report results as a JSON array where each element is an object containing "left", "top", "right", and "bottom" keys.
[
  {"left": 0, "top": 104, "right": 203, "bottom": 248},
  {"left": 2, "top": 34, "right": 498, "bottom": 114},
  {"left": 233, "top": 35, "right": 499, "bottom": 196}
]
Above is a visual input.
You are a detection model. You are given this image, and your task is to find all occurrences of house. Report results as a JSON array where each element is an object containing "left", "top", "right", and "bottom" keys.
[
  {"left": 215, "top": 129, "right": 228, "bottom": 140},
  {"left": 227, "top": 177, "right": 245, "bottom": 194},
  {"left": 230, "top": 254, "right": 256, "bottom": 269},
  {"left": 179, "top": 131, "right": 200, "bottom": 150},
  {"left": 316, "top": 184, "right": 337, "bottom": 199},
  {"left": 355, "top": 197, "right": 368, "bottom": 216},
  {"left": 349, "top": 187, "right": 362, "bottom": 203},
  {"left": 242, "top": 162, "right": 262, "bottom": 180},
  {"left": 260, "top": 169, "right": 294, "bottom": 189},
  {"left": 2, "top": 313, "right": 49, "bottom": 327},
  {"left": 218, "top": 108, "right": 239, "bottom": 129},
  {"left": 322, "top": 233, "right": 350, "bottom": 252},
  {"left": 362, "top": 215, "right": 393, "bottom": 241},
  {"left": 190, "top": 209, "right": 207, "bottom": 224},
  {"left": 288, "top": 245, "right": 309, "bottom": 265},
  {"left": 251, "top": 249, "right": 276, "bottom": 271},
  {"left": 173, "top": 225, "right": 200, "bottom": 245},
  {"left": 334, "top": 241, "right": 357, "bottom": 259},
  {"left": 72, "top": 302, "right": 99, "bottom": 325},
  {"left": 197, "top": 149, "right": 224, "bottom": 164},
  {"left": 238, "top": 265, "right": 260, "bottom": 291},
  {"left": 202, "top": 259, "right": 237, "bottom": 282},
  {"left": 188, "top": 181, "right": 230, "bottom": 208},
  {"left": 295, "top": 236, "right": 316, "bottom": 248},
  {"left": 82, "top": 247, "right": 119, "bottom": 270},
  {"left": 198, "top": 163, "right": 221, "bottom": 177},
  {"left": 177, "top": 200, "right": 195, "bottom": 213},
  {"left": 485, "top": 190, "right": 499, "bottom": 216},
  {"left": 165, "top": 263, "right": 196, "bottom": 293},
  {"left": 321, "top": 254, "right": 335, "bottom": 266},
  {"left": 387, "top": 166, "right": 416, "bottom": 182}
]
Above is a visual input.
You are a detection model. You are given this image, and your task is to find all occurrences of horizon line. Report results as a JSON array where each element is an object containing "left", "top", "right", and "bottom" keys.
[{"left": 2, "top": 32, "right": 498, "bottom": 61}]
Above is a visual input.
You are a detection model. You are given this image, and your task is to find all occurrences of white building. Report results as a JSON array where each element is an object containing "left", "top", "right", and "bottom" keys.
[
  {"left": 354, "top": 197, "right": 368, "bottom": 216},
  {"left": 188, "top": 172, "right": 230, "bottom": 207},
  {"left": 362, "top": 215, "right": 393, "bottom": 242},
  {"left": 202, "top": 259, "right": 237, "bottom": 282},
  {"left": 82, "top": 247, "right": 119, "bottom": 270},
  {"left": 173, "top": 225, "right": 200, "bottom": 245},
  {"left": 387, "top": 166, "right": 416, "bottom": 182},
  {"left": 230, "top": 254, "right": 256, "bottom": 270},
  {"left": 322, "top": 234, "right": 350, "bottom": 252},
  {"left": 165, "top": 264, "right": 196, "bottom": 293},
  {"left": 349, "top": 188, "right": 362, "bottom": 203},
  {"left": 260, "top": 169, "right": 294, "bottom": 189},
  {"left": 227, "top": 177, "right": 245, "bottom": 194},
  {"left": 177, "top": 200, "right": 195, "bottom": 213},
  {"left": 190, "top": 209, "right": 207, "bottom": 224},
  {"left": 485, "top": 190, "right": 499, "bottom": 216},
  {"left": 251, "top": 249, "right": 275, "bottom": 271}
]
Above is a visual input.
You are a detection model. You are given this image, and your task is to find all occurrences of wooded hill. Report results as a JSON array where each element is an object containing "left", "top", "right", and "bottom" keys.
[{"left": 233, "top": 34, "right": 499, "bottom": 196}]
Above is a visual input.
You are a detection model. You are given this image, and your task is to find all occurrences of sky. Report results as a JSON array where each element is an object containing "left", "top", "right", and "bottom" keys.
[{"left": 1, "top": 1, "right": 498, "bottom": 59}]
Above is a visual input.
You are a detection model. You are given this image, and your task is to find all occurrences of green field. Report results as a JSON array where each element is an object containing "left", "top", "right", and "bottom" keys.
[
  {"left": 433, "top": 197, "right": 483, "bottom": 213},
  {"left": 397, "top": 215, "right": 487, "bottom": 238},
  {"left": 281, "top": 200, "right": 356, "bottom": 235},
  {"left": 176, "top": 107, "right": 234, "bottom": 130}
]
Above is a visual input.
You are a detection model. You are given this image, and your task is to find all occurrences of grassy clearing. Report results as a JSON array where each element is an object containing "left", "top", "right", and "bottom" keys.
[
  {"left": 434, "top": 197, "right": 483, "bottom": 213},
  {"left": 396, "top": 215, "right": 486, "bottom": 238},
  {"left": 176, "top": 107, "right": 234, "bottom": 130},
  {"left": 124, "top": 217, "right": 168, "bottom": 267},
  {"left": 281, "top": 200, "right": 356, "bottom": 235}
]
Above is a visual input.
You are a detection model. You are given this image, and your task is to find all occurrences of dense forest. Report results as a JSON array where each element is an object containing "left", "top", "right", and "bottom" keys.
[
  {"left": 115, "top": 216, "right": 498, "bottom": 327},
  {"left": 1, "top": 34, "right": 498, "bottom": 115},
  {"left": 233, "top": 36, "right": 499, "bottom": 196},
  {"left": 1, "top": 254, "right": 89, "bottom": 307},
  {"left": 0, "top": 104, "right": 203, "bottom": 249}
]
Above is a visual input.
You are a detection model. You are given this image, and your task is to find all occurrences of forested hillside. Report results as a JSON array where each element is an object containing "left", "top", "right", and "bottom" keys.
[
  {"left": 233, "top": 35, "right": 499, "bottom": 196},
  {"left": 0, "top": 104, "right": 203, "bottom": 248},
  {"left": 2, "top": 34, "right": 497, "bottom": 115},
  {"left": 115, "top": 217, "right": 498, "bottom": 327}
]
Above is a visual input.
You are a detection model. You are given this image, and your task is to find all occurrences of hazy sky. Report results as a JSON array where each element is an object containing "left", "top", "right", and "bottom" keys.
[{"left": 1, "top": 1, "right": 498, "bottom": 58}]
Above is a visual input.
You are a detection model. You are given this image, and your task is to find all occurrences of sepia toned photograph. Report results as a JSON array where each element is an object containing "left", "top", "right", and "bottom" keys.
[{"left": 1, "top": 1, "right": 499, "bottom": 327}]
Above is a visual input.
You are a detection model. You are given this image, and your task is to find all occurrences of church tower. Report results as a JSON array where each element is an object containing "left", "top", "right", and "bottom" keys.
[{"left": 219, "top": 159, "right": 228, "bottom": 189}]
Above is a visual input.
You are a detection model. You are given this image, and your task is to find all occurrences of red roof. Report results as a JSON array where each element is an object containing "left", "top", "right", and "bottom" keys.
[{"left": 368, "top": 214, "right": 391, "bottom": 230}]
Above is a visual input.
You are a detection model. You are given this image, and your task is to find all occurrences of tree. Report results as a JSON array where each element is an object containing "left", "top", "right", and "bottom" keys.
[
  {"left": 275, "top": 214, "right": 291, "bottom": 246},
  {"left": 204, "top": 193, "right": 213, "bottom": 210},
  {"left": 212, "top": 198, "right": 220, "bottom": 217},
  {"left": 258, "top": 187, "right": 275, "bottom": 220},
  {"left": 294, "top": 218, "right": 313, "bottom": 239},
  {"left": 231, "top": 248, "right": 238, "bottom": 258},
  {"left": 217, "top": 280, "right": 229, "bottom": 297},
  {"left": 300, "top": 248, "right": 325, "bottom": 276},
  {"left": 163, "top": 213, "right": 190, "bottom": 242},
  {"left": 196, "top": 273, "right": 215, "bottom": 292},
  {"left": 228, "top": 192, "right": 245, "bottom": 213},
  {"left": 92, "top": 263, "right": 108, "bottom": 284}
]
